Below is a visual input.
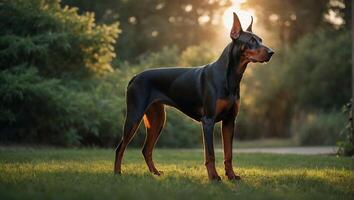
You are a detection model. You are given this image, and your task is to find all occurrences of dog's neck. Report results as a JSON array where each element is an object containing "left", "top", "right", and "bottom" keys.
[{"left": 214, "top": 41, "right": 249, "bottom": 96}]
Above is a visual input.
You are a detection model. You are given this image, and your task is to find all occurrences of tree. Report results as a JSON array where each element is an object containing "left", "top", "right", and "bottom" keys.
[
  {"left": 61, "top": 0, "right": 231, "bottom": 61},
  {"left": 242, "top": 0, "right": 351, "bottom": 47}
]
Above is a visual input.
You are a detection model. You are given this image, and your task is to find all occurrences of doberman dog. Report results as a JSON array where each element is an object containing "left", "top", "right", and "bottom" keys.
[{"left": 114, "top": 12, "right": 274, "bottom": 181}]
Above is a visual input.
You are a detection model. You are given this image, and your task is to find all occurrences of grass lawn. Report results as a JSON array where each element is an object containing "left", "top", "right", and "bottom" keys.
[
  {"left": 0, "top": 147, "right": 353, "bottom": 200},
  {"left": 233, "top": 138, "right": 298, "bottom": 148}
]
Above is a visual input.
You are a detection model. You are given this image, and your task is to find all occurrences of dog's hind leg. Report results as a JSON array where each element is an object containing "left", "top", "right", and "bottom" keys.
[
  {"left": 142, "top": 102, "right": 165, "bottom": 175},
  {"left": 114, "top": 86, "right": 149, "bottom": 174}
]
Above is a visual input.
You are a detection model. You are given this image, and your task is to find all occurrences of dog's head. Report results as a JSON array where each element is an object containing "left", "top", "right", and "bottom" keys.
[{"left": 230, "top": 12, "right": 274, "bottom": 63}]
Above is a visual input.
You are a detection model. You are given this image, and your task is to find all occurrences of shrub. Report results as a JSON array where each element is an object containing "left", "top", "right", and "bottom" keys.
[
  {"left": 0, "top": 67, "right": 78, "bottom": 145},
  {"left": 157, "top": 108, "right": 201, "bottom": 148},
  {"left": 0, "top": 0, "right": 120, "bottom": 77},
  {"left": 180, "top": 43, "right": 218, "bottom": 67},
  {"left": 337, "top": 102, "right": 354, "bottom": 156},
  {"left": 0, "top": 67, "right": 126, "bottom": 146},
  {"left": 236, "top": 50, "right": 292, "bottom": 139},
  {"left": 236, "top": 29, "right": 351, "bottom": 139},
  {"left": 137, "top": 46, "right": 180, "bottom": 68},
  {"left": 284, "top": 29, "right": 351, "bottom": 110},
  {"left": 0, "top": 0, "right": 124, "bottom": 147},
  {"left": 291, "top": 111, "right": 345, "bottom": 146}
]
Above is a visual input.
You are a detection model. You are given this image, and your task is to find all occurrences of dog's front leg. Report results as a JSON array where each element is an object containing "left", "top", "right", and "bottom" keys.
[
  {"left": 201, "top": 117, "right": 221, "bottom": 181},
  {"left": 222, "top": 116, "right": 241, "bottom": 180}
]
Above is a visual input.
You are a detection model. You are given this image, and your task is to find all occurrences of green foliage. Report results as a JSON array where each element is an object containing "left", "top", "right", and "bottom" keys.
[
  {"left": 0, "top": 0, "right": 124, "bottom": 147},
  {"left": 0, "top": 67, "right": 125, "bottom": 146},
  {"left": 158, "top": 108, "right": 201, "bottom": 148},
  {"left": 0, "top": 67, "right": 77, "bottom": 145},
  {"left": 237, "top": 29, "right": 351, "bottom": 139},
  {"left": 0, "top": 0, "right": 120, "bottom": 77},
  {"left": 284, "top": 30, "right": 351, "bottom": 110},
  {"left": 180, "top": 43, "right": 217, "bottom": 67},
  {"left": 337, "top": 102, "right": 354, "bottom": 156},
  {"left": 136, "top": 43, "right": 218, "bottom": 68},
  {"left": 137, "top": 46, "right": 180, "bottom": 68},
  {"left": 237, "top": 50, "right": 292, "bottom": 138},
  {"left": 62, "top": 0, "right": 231, "bottom": 61},
  {"left": 291, "top": 111, "right": 345, "bottom": 146}
]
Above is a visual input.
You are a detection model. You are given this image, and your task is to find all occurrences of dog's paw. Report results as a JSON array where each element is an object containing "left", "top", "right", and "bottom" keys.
[
  {"left": 151, "top": 170, "right": 163, "bottom": 176},
  {"left": 226, "top": 172, "right": 241, "bottom": 181},
  {"left": 209, "top": 174, "right": 222, "bottom": 181}
]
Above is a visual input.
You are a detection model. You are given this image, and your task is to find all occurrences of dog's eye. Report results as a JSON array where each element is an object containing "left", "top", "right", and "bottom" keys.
[{"left": 250, "top": 38, "right": 257, "bottom": 44}]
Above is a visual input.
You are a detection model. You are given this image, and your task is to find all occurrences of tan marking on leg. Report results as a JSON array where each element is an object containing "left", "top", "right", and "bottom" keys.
[{"left": 142, "top": 103, "right": 165, "bottom": 175}]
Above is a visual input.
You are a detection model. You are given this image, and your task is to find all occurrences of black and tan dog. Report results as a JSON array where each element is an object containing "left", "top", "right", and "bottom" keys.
[{"left": 114, "top": 13, "right": 274, "bottom": 181}]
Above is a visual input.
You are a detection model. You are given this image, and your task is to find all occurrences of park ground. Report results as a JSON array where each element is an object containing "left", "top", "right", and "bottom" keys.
[{"left": 0, "top": 147, "right": 353, "bottom": 200}]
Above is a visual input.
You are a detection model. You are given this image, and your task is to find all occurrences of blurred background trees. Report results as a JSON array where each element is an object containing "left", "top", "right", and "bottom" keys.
[
  {"left": 0, "top": 0, "right": 352, "bottom": 153},
  {"left": 62, "top": 0, "right": 230, "bottom": 61}
]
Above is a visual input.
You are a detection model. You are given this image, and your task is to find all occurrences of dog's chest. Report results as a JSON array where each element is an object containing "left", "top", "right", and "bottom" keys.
[{"left": 215, "top": 95, "right": 239, "bottom": 117}]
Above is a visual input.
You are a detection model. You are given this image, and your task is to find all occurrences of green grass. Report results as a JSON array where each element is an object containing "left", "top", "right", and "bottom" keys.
[
  {"left": 0, "top": 147, "right": 353, "bottom": 200},
  {"left": 235, "top": 138, "right": 298, "bottom": 148}
]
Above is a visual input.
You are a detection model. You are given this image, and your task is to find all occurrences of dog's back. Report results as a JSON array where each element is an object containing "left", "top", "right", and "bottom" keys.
[{"left": 127, "top": 66, "right": 206, "bottom": 120}]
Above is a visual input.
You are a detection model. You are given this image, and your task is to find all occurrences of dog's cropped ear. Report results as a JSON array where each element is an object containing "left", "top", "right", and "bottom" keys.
[
  {"left": 230, "top": 12, "right": 242, "bottom": 40},
  {"left": 246, "top": 16, "right": 253, "bottom": 32}
]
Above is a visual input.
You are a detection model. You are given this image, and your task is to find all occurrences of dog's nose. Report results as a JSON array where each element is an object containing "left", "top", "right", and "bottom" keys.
[{"left": 267, "top": 49, "right": 274, "bottom": 57}]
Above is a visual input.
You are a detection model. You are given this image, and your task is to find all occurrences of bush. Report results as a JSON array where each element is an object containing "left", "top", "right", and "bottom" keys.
[
  {"left": 0, "top": 67, "right": 78, "bottom": 145},
  {"left": 337, "top": 102, "right": 354, "bottom": 156},
  {"left": 291, "top": 111, "right": 345, "bottom": 146},
  {"left": 236, "top": 50, "right": 292, "bottom": 139},
  {"left": 0, "top": 0, "right": 124, "bottom": 147},
  {"left": 180, "top": 43, "right": 218, "bottom": 67},
  {"left": 0, "top": 67, "right": 126, "bottom": 146},
  {"left": 136, "top": 43, "right": 218, "bottom": 68},
  {"left": 284, "top": 29, "right": 351, "bottom": 110},
  {"left": 157, "top": 108, "right": 201, "bottom": 148},
  {"left": 137, "top": 46, "right": 180, "bottom": 68},
  {"left": 236, "top": 29, "right": 351, "bottom": 139},
  {"left": 0, "top": 0, "right": 120, "bottom": 77}
]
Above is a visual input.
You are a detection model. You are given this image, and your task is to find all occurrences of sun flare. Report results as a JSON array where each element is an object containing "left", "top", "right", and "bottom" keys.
[{"left": 222, "top": 6, "right": 255, "bottom": 30}]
